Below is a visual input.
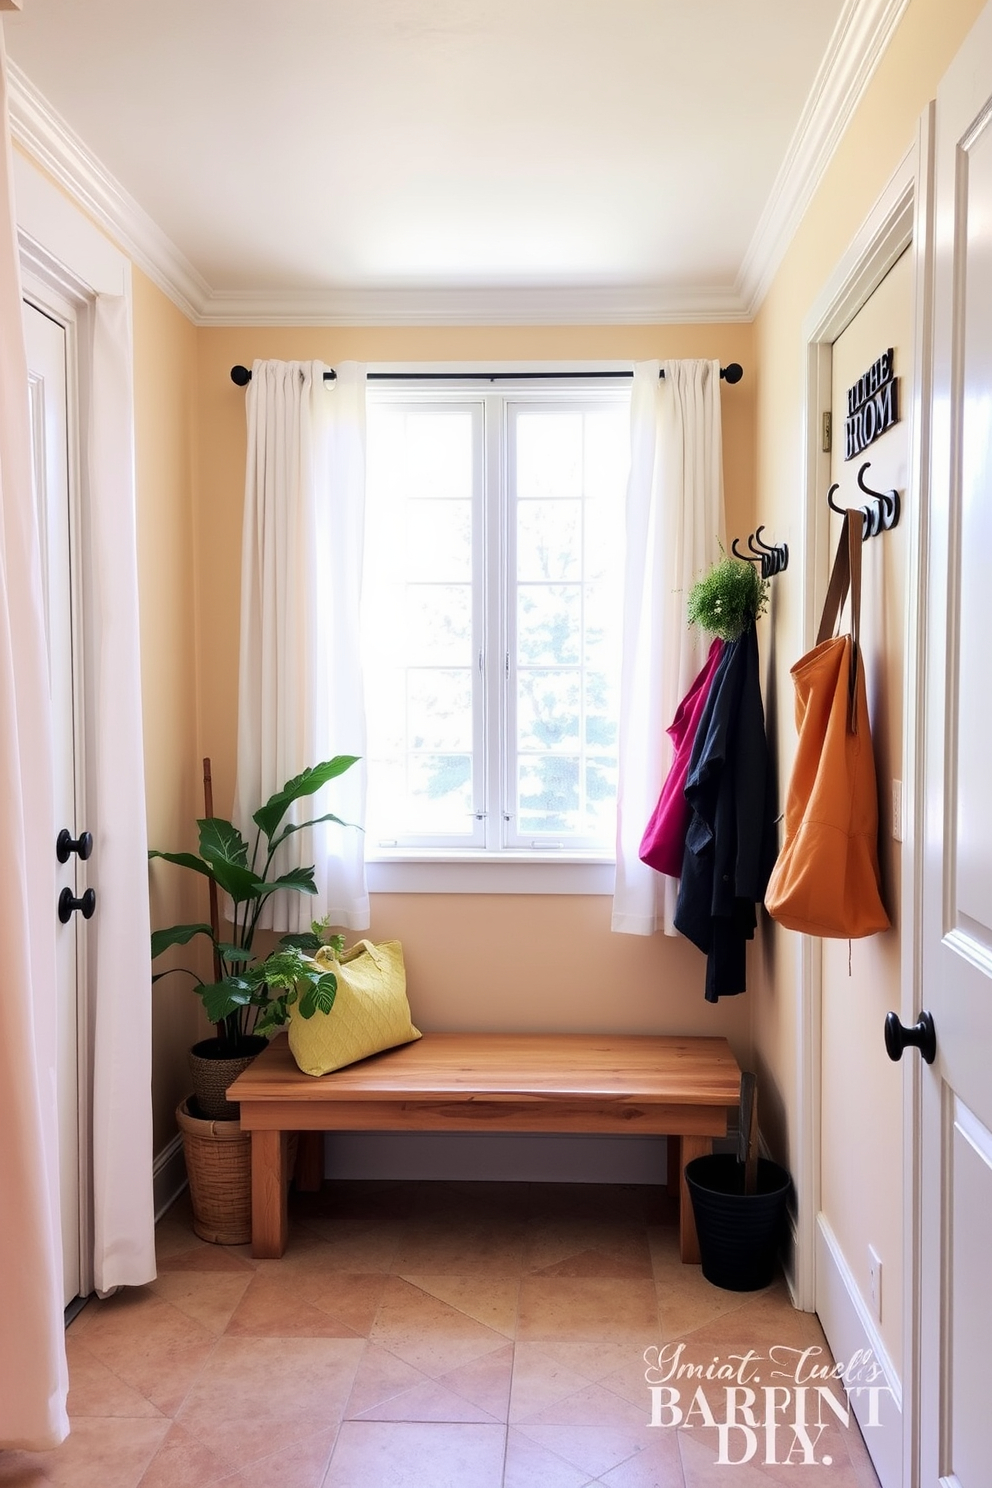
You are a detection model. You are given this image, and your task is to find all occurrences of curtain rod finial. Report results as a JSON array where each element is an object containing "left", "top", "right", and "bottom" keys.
[
  {"left": 231, "top": 365, "right": 252, "bottom": 386},
  {"left": 722, "top": 363, "right": 743, "bottom": 384}
]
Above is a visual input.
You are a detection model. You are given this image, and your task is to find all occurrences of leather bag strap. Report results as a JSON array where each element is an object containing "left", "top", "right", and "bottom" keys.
[
  {"left": 815, "top": 509, "right": 863, "bottom": 732},
  {"left": 817, "top": 510, "right": 851, "bottom": 644}
]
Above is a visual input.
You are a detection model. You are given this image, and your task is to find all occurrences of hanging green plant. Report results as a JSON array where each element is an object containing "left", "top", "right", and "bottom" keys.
[{"left": 687, "top": 556, "right": 769, "bottom": 641}]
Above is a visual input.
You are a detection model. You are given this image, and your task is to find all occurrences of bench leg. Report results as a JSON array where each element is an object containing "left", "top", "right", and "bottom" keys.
[
  {"left": 666, "top": 1136, "right": 681, "bottom": 1200},
  {"left": 678, "top": 1134, "right": 711, "bottom": 1264},
  {"left": 294, "top": 1131, "right": 324, "bottom": 1192},
  {"left": 251, "top": 1129, "right": 289, "bottom": 1259}
]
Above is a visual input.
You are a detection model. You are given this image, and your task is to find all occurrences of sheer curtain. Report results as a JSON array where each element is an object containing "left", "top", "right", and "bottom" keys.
[
  {"left": 235, "top": 360, "right": 369, "bottom": 931},
  {"left": 612, "top": 359, "right": 726, "bottom": 936},
  {"left": 0, "top": 25, "right": 69, "bottom": 1449},
  {"left": 84, "top": 294, "right": 156, "bottom": 1293}
]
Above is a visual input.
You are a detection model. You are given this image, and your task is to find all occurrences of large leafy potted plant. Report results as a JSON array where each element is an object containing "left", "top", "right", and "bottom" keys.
[
  {"left": 150, "top": 757, "right": 354, "bottom": 1244},
  {"left": 150, "top": 755, "right": 355, "bottom": 1118}
]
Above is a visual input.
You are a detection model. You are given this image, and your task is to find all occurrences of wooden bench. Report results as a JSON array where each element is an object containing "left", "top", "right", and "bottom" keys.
[{"left": 227, "top": 1032, "right": 741, "bottom": 1264}]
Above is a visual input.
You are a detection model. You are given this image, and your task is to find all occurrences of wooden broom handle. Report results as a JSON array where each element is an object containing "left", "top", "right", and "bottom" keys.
[
  {"left": 739, "top": 1071, "right": 759, "bottom": 1196},
  {"left": 202, "top": 758, "right": 224, "bottom": 1012}
]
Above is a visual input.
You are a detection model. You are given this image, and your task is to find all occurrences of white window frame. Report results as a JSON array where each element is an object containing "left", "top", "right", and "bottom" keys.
[
  {"left": 363, "top": 370, "right": 629, "bottom": 895},
  {"left": 364, "top": 394, "right": 488, "bottom": 852}
]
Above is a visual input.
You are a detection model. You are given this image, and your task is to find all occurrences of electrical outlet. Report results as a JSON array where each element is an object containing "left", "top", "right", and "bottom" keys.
[
  {"left": 892, "top": 779, "right": 904, "bottom": 843},
  {"left": 868, "top": 1246, "right": 882, "bottom": 1321}
]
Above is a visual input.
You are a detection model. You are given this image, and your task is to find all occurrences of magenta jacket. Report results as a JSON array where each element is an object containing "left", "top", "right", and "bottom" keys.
[{"left": 638, "top": 636, "right": 726, "bottom": 878}]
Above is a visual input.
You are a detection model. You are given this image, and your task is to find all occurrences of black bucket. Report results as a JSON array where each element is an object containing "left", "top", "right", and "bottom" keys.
[{"left": 685, "top": 1153, "right": 792, "bottom": 1292}]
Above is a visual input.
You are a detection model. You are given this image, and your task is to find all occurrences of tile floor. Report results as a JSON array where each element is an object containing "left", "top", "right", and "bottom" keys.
[{"left": 0, "top": 1181, "right": 882, "bottom": 1487}]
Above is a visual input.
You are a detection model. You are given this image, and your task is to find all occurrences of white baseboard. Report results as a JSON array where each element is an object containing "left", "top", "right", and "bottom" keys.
[
  {"left": 153, "top": 1133, "right": 187, "bottom": 1220},
  {"left": 755, "top": 1129, "right": 801, "bottom": 1305},
  {"left": 783, "top": 1210, "right": 800, "bottom": 1305},
  {"left": 324, "top": 1132, "right": 669, "bottom": 1185},
  {"left": 816, "top": 1214, "right": 902, "bottom": 1488}
]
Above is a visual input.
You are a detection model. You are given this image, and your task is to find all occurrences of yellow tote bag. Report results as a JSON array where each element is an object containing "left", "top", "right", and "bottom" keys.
[{"left": 287, "top": 939, "right": 421, "bottom": 1076}]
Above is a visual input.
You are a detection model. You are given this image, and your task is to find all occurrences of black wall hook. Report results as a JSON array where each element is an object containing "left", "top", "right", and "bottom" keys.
[
  {"left": 732, "top": 536, "right": 762, "bottom": 566},
  {"left": 828, "top": 464, "right": 900, "bottom": 541},
  {"left": 856, "top": 461, "right": 900, "bottom": 536},
  {"left": 750, "top": 525, "right": 789, "bottom": 577},
  {"left": 733, "top": 527, "right": 788, "bottom": 578}
]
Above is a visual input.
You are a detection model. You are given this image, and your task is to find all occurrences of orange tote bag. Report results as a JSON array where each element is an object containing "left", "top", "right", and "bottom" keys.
[{"left": 765, "top": 510, "right": 889, "bottom": 938}]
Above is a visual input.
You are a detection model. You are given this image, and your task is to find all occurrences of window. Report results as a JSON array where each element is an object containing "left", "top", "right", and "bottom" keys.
[{"left": 362, "top": 380, "right": 630, "bottom": 860}]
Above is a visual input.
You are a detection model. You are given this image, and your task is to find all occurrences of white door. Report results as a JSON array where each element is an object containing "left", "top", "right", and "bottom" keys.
[
  {"left": 23, "top": 297, "right": 85, "bottom": 1309},
  {"left": 818, "top": 251, "right": 912, "bottom": 1488},
  {"left": 918, "top": 4, "right": 992, "bottom": 1481}
]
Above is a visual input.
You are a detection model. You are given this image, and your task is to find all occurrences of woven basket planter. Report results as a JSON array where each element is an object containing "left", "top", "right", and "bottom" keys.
[
  {"left": 188, "top": 1035, "right": 268, "bottom": 1120},
  {"left": 176, "top": 1098, "right": 252, "bottom": 1245}
]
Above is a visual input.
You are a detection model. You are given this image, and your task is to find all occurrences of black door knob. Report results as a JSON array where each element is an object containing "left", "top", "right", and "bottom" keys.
[
  {"left": 58, "top": 886, "right": 96, "bottom": 924},
  {"left": 884, "top": 1010, "right": 936, "bottom": 1064},
  {"left": 57, "top": 829, "right": 93, "bottom": 863}
]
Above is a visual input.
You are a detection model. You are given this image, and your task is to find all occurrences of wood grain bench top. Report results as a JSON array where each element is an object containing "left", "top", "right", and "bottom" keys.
[
  {"left": 227, "top": 1033, "right": 741, "bottom": 1264},
  {"left": 228, "top": 1032, "right": 741, "bottom": 1107}
]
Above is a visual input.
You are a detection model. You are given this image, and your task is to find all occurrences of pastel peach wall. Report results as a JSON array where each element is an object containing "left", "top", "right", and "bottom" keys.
[
  {"left": 195, "top": 323, "right": 754, "bottom": 797},
  {"left": 752, "top": 0, "right": 986, "bottom": 1351},
  {"left": 192, "top": 322, "right": 755, "bottom": 1059},
  {"left": 131, "top": 268, "right": 208, "bottom": 1150},
  {"left": 368, "top": 894, "right": 749, "bottom": 1042},
  {"left": 31, "top": 0, "right": 991, "bottom": 1262}
]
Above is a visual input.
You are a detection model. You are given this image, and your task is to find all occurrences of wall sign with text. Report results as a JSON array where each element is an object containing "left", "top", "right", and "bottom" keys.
[{"left": 845, "top": 348, "right": 899, "bottom": 459}]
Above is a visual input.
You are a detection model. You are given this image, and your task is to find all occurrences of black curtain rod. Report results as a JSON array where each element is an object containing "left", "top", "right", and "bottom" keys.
[{"left": 230, "top": 362, "right": 744, "bottom": 387}]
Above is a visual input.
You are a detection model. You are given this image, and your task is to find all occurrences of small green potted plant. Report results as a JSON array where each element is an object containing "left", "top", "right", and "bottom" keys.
[
  {"left": 686, "top": 553, "right": 769, "bottom": 641},
  {"left": 150, "top": 755, "right": 356, "bottom": 1118}
]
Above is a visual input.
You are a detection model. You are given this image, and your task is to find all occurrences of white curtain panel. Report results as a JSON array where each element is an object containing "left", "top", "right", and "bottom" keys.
[
  {"left": 612, "top": 359, "right": 726, "bottom": 936},
  {"left": 84, "top": 294, "right": 156, "bottom": 1292},
  {"left": 236, "top": 360, "right": 369, "bottom": 932},
  {"left": 0, "top": 27, "right": 69, "bottom": 1449}
]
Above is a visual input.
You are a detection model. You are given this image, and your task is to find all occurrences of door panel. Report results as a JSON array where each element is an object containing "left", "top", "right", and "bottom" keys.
[
  {"left": 921, "top": 3, "right": 992, "bottom": 1479},
  {"left": 955, "top": 113, "right": 992, "bottom": 949},
  {"left": 946, "top": 1097, "right": 992, "bottom": 1487},
  {"left": 818, "top": 249, "right": 911, "bottom": 1488},
  {"left": 23, "top": 298, "right": 81, "bottom": 1309}
]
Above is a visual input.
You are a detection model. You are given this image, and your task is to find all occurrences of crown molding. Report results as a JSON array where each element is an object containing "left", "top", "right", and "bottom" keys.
[
  {"left": 197, "top": 283, "right": 751, "bottom": 327},
  {"left": 7, "top": 0, "right": 908, "bottom": 329},
  {"left": 6, "top": 59, "right": 210, "bottom": 320},
  {"left": 3, "top": 58, "right": 750, "bottom": 326},
  {"left": 737, "top": 0, "right": 911, "bottom": 318}
]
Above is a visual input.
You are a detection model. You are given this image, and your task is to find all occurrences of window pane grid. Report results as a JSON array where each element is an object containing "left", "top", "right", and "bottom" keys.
[
  {"left": 364, "top": 387, "right": 626, "bottom": 855},
  {"left": 362, "top": 403, "right": 483, "bottom": 847},
  {"left": 506, "top": 400, "right": 626, "bottom": 847}
]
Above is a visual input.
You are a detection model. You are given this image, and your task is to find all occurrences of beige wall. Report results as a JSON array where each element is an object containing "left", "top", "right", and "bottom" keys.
[
  {"left": 116, "top": 0, "right": 990, "bottom": 1245},
  {"left": 126, "top": 297, "right": 758, "bottom": 1154},
  {"left": 368, "top": 894, "right": 750, "bottom": 1043},
  {"left": 196, "top": 323, "right": 754, "bottom": 799},
  {"left": 132, "top": 267, "right": 208, "bottom": 1150},
  {"left": 25, "top": 0, "right": 992, "bottom": 1343},
  {"left": 752, "top": 0, "right": 986, "bottom": 1357},
  {"left": 193, "top": 322, "right": 755, "bottom": 1056}
]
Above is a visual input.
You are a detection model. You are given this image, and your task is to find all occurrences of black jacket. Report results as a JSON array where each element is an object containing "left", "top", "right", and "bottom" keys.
[{"left": 673, "top": 623, "right": 777, "bottom": 1000}]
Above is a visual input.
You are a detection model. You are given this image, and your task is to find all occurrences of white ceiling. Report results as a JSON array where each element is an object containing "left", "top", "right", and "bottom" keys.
[{"left": 3, "top": 0, "right": 904, "bottom": 323}]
